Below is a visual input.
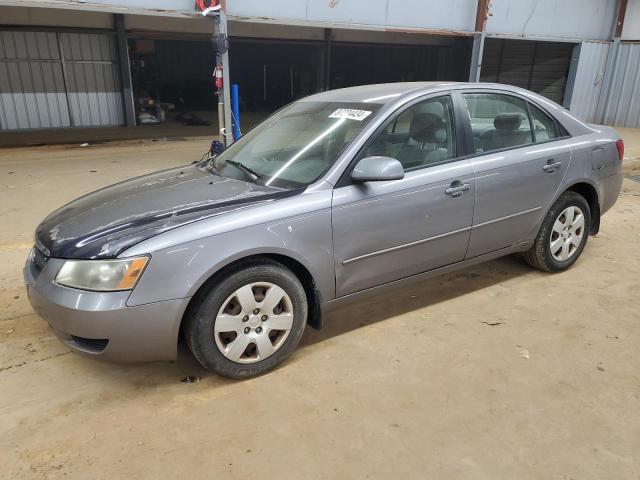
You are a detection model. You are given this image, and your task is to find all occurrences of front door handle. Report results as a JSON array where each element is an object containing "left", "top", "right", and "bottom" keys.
[
  {"left": 445, "top": 182, "right": 471, "bottom": 197},
  {"left": 543, "top": 161, "right": 562, "bottom": 172}
]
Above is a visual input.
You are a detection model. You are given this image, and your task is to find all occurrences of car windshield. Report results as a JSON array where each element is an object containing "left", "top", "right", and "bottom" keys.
[{"left": 211, "top": 101, "right": 382, "bottom": 188}]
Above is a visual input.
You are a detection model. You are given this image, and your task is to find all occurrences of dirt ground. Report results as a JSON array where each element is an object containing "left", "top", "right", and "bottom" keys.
[{"left": 1, "top": 132, "right": 639, "bottom": 480}]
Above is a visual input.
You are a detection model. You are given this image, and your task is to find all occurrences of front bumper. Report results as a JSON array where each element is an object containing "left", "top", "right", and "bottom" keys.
[{"left": 24, "top": 253, "right": 190, "bottom": 362}]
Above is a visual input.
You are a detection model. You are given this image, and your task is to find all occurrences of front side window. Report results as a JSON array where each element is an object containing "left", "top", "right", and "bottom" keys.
[
  {"left": 463, "top": 93, "right": 533, "bottom": 153},
  {"left": 212, "top": 101, "right": 381, "bottom": 188},
  {"left": 359, "top": 95, "right": 456, "bottom": 171}
]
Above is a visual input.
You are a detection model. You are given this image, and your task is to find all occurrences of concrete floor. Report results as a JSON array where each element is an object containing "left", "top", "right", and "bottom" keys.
[{"left": 1, "top": 133, "right": 639, "bottom": 479}]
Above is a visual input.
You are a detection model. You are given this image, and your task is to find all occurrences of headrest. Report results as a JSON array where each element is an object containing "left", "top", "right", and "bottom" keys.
[
  {"left": 409, "top": 113, "right": 447, "bottom": 143},
  {"left": 418, "top": 101, "right": 445, "bottom": 117},
  {"left": 494, "top": 113, "right": 524, "bottom": 131}
]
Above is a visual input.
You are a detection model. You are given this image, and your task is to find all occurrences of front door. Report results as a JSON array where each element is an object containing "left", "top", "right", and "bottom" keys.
[
  {"left": 331, "top": 94, "right": 475, "bottom": 297},
  {"left": 461, "top": 92, "right": 571, "bottom": 258}
]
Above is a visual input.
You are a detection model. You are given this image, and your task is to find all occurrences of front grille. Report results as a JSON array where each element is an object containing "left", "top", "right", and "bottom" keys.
[
  {"left": 33, "top": 247, "right": 48, "bottom": 271},
  {"left": 29, "top": 246, "right": 49, "bottom": 280},
  {"left": 70, "top": 335, "right": 109, "bottom": 353}
]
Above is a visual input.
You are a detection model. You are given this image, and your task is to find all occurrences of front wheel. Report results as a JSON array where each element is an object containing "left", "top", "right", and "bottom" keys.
[
  {"left": 184, "top": 260, "right": 307, "bottom": 378},
  {"left": 523, "top": 191, "right": 591, "bottom": 272}
]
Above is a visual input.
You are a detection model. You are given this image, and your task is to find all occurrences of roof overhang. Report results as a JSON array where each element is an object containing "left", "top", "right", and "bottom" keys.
[{"left": 0, "top": 0, "right": 205, "bottom": 19}]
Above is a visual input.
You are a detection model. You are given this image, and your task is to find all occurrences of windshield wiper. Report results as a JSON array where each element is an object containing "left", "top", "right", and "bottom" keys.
[{"left": 225, "top": 160, "right": 261, "bottom": 182}]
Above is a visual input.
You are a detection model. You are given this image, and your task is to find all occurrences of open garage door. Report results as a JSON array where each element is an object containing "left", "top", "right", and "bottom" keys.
[
  {"left": 229, "top": 39, "right": 323, "bottom": 113},
  {"left": 480, "top": 38, "right": 575, "bottom": 104},
  {"left": 228, "top": 37, "right": 471, "bottom": 114},
  {"left": 330, "top": 40, "right": 471, "bottom": 90}
]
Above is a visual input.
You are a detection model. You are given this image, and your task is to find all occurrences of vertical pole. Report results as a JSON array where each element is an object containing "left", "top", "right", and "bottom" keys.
[
  {"left": 614, "top": 0, "right": 629, "bottom": 39},
  {"left": 526, "top": 42, "right": 539, "bottom": 91},
  {"left": 595, "top": 38, "right": 620, "bottom": 124},
  {"left": 317, "top": 45, "right": 325, "bottom": 92},
  {"left": 290, "top": 66, "right": 294, "bottom": 98},
  {"left": 56, "top": 32, "right": 76, "bottom": 127},
  {"left": 469, "top": 0, "right": 490, "bottom": 83},
  {"left": 562, "top": 43, "right": 581, "bottom": 110},
  {"left": 114, "top": 14, "right": 135, "bottom": 127},
  {"left": 323, "top": 28, "right": 332, "bottom": 91},
  {"left": 217, "top": 71, "right": 224, "bottom": 143},
  {"left": 263, "top": 64, "right": 267, "bottom": 101},
  {"left": 595, "top": 0, "right": 628, "bottom": 124},
  {"left": 219, "top": 11, "right": 233, "bottom": 146},
  {"left": 468, "top": 32, "right": 485, "bottom": 82}
]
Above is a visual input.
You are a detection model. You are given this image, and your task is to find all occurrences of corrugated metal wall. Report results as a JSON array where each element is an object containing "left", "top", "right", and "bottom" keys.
[
  {"left": 0, "top": 31, "right": 70, "bottom": 129},
  {"left": 568, "top": 42, "right": 609, "bottom": 123},
  {"left": 0, "top": 30, "right": 123, "bottom": 130},
  {"left": 480, "top": 38, "right": 574, "bottom": 104},
  {"left": 60, "top": 32, "right": 124, "bottom": 127},
  {"left": 596, "top": 42, "right": 640, "bottom": 128}
]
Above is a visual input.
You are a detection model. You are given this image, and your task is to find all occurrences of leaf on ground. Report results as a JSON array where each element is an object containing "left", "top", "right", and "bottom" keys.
[{"left": 481, "top": 320, "right": 504, "bottom": 326}]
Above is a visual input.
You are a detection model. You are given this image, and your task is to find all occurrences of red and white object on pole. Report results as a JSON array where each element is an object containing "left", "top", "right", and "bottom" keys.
[
  {"left": 214, "top": 65, "right": 223, "bottom": 92},
  {"left": 195, "top": 0, "right": 220, "bottom": 14}
]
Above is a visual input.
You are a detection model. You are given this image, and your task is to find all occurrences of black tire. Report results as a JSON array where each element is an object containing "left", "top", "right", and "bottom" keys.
[
  {"left": 184, "top": 260, "right": 307, "bottom": 379},
  {"left": 523, "top": 191, "right": 591, "bottom": 272}
]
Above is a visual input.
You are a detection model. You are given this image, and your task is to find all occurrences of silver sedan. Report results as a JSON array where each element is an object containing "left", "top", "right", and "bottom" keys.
[{"left": 24, "top": 82, "right": 624, "bottom": 378}]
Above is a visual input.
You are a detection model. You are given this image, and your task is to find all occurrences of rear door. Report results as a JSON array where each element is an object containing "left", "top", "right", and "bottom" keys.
[
  {"left": 331, "top": 94, "right": 475, "bottom": 297},
  {"left": 460, "top": 91, "right": 572, "bottom": 258}
]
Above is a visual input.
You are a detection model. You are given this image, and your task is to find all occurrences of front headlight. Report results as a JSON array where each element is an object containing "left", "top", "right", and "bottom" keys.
[{"left": 55, "top": 256, "right": 149, "bottom": 291}]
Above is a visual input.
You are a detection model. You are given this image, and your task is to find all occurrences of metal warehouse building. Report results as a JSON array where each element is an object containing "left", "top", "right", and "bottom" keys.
[{"left": 1, "top": 0, "right": 639, "bottom": 136}]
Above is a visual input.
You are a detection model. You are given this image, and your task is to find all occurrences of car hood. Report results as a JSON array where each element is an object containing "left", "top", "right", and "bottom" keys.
[{"left": 35, "top": 164, "right": 299, "bottom": 259}]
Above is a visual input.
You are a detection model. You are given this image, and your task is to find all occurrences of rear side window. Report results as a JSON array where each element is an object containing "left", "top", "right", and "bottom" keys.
[
  {"left": 463, "top": 93, "right": 533, "bottom": 154},
  {"left": 529, "top": 103, "right": 559, "bottom": 142}
]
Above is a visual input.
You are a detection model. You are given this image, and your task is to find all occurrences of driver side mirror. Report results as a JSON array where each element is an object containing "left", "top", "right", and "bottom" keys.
[{"left": 351, "top": 156, "right": 404, "bottom": 183}]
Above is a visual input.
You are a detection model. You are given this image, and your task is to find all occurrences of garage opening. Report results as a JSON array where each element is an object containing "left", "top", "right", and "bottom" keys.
[
  {"left": 229, "top": 39, "right": 323, "bottom": 114},
  {"left": 128, "top": 37, "right": 325, "bottom": 132},
  {"left": 480, "top": 38, "right": 575, "bottom": 104},
  {"left": 129, "top": 37, "right": 218, "bottom": 128},
  {"left": 228, "top": 36, "right": 472, "bottom": 118},
  {"left": 330, "top": 39, "right": 472, "bottom": 90}
]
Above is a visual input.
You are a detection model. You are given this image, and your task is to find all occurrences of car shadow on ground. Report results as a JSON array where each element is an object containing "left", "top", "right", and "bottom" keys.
[
  {"left": 300, "top": 255, "right": 533, "bottom": 348},
  {"left": 161, "top": 254, "right": 535, "bottom": 384}
]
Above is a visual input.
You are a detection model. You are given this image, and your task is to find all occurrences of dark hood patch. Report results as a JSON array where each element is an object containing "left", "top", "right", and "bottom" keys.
[{"left": 36, "top": 165, "right": 301, "bottom": 259}]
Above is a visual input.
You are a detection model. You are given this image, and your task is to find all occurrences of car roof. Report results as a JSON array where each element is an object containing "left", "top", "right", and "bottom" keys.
[
  {"left": 299, "top": 82, "right": 459, "bottom": 104},
  {"left": 299, "top": 81, "right": 571, "bottom": 105},
  {"left": 299, "top": 82, "right": 593, "bottom": 137}
]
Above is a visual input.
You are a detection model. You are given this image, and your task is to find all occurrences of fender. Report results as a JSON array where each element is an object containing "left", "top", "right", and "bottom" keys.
[
  {"left": 518, "top": 177, "right": 600, "bottom": 246},
  {"left": 122, "top": 189, "right": 336, "bottom": 307}
]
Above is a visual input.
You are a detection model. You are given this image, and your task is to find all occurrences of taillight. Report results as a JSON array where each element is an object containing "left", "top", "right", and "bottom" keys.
[{"left": 615, "top": 139, "right": 624, "bottom": 161}]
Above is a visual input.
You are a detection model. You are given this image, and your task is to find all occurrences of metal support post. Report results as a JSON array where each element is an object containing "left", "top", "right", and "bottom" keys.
[{"left": 114, "top": 14, "right": 135, "bottom": 127}]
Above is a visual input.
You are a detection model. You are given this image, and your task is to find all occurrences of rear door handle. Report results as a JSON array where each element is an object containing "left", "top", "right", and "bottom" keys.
[
  {"left": 445, "top": 182, "right": 471, "bottom": 197},
  {"left": 543, "top": 161, "right": 562, "bottom": 172}
]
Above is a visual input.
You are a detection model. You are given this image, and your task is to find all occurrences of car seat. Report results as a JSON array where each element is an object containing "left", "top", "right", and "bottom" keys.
[
  {"left": 397, "top": 112, "right": 450, "bottom": 169},
  {"left": 479, "top": 113, "right": 530, "bottom": 151}
]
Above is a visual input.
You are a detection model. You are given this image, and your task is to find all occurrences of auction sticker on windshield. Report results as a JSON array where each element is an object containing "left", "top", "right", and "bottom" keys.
[{"left": 329, "top": 109, "right": 372, "bottom": 121}]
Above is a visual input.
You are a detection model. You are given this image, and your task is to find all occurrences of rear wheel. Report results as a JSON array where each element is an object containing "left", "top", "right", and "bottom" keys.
[
  {"left": 523, "top": 191, "right": 591, "bottom": 272},
  {"left": 185, "top": 260, "right": 307, "bottom": 378}
]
